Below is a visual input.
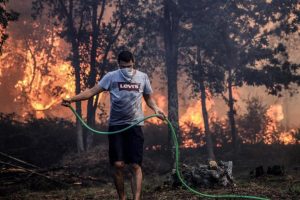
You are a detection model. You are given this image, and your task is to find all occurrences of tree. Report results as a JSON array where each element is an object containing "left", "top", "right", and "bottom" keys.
[
  {"left": 193, "top": 48, "right": 217, "bottom": 161},
  {"left": 32, "top": 0, "right": 131, "bottom": 151},
  {"left": 178, "top": 0, "right": 229, "bottom": 160},
  {"left": 224, "top": 0, "right": 300, "bottom": 151},
  {"left": 32, "top": 0, "right": 91, "bottom": 152},
  {"left": 182, "top": 0, "right": 300, "bottom": 155},
  {"left": 0, "top": 0, "right": 18, "bottom": 53},
  {"left": 238, "top": 97, "right": 269, "bottom": 144},
  {"left": 162, "top": 0, "right": 182, "bottom": 163},
  {"left": 0, "top": 13, "right": 73, "bottom": 118}
]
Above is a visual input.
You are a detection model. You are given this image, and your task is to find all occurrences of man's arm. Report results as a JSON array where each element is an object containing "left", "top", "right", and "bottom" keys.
[
  {"left": 143, "top": 93, "right": 166, "bottom": 119},
  {"left": 62, "top": 84, "right": 104, "bottom": 107}
]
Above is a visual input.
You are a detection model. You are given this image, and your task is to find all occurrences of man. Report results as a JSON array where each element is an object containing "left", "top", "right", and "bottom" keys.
[{"left": 62, "top": 50, "right": 165, "bottom": 200}]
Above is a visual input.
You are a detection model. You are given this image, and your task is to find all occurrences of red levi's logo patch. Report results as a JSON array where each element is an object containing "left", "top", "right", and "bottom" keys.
[{"left": 118, "top": 82, "right": 141, "bottom": 91}]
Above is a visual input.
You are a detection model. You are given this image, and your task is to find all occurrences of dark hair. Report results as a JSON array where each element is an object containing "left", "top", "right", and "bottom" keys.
[{"left": 118, "top": 50, "right": 134, "bottom": 63}]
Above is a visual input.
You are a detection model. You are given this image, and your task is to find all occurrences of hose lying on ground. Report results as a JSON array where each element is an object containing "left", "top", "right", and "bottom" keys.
[{"left": 68, "top": 105, "right": 269, "bottom": 200}]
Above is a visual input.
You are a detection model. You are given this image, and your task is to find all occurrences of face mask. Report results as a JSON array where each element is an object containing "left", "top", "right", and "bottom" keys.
[{"left": 120, "top": 68, "right": 134, "bottom": 79}]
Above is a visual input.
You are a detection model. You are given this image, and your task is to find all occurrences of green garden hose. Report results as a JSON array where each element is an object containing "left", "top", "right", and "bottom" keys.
[{"left": 68, "top": 105, "right": 269, "bottom": 200}]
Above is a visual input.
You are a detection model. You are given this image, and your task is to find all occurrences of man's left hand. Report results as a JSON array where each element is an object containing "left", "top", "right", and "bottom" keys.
[{"left": 155, "top": 108, "right": 166, "bottom": 120}]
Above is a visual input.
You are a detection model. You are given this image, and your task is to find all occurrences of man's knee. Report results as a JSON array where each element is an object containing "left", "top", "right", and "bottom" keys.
[
  {"left": 130, "top": 163, "right": 141, "bottom": 172},
  {"left": 114, "top": 161, "right": 125, "bottom": 170}
]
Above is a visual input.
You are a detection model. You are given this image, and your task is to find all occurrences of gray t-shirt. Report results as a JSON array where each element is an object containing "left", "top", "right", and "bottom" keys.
[{"left": 98, "top": 69, "right": 153, "bottom": 126}]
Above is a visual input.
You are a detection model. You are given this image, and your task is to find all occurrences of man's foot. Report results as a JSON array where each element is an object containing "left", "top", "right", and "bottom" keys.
[
  {"left": 113, "top": 161, "right": 126, "bottom": 200},
  {"left": 130, "top": 164, "right": 143, "bottom": 200}
]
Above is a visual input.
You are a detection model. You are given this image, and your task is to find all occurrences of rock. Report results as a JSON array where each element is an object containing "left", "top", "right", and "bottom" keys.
[
  {"left": 249, "top": 165, "right": 285, "bottom": 178},
  {"left": 167, "top": 161, "right": 234, "bottom": 188},
  {"left": 267, "top": 165, "right": 285, "bottom": 176},
  {"left": 209, "top": 160, "right": 218, "bottom": 169},
  {"left": 255, "top": 165, "right": 265, "bottom": 177}
]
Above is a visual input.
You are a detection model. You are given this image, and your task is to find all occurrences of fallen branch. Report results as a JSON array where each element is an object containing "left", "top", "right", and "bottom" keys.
[
  {"left": 0, "top": 152, "right": 40, "bottom": 169},
  {"left": 0, "top": 168, "right": 27, "bottom": 174},
  {"left": 0, "top": 161, "right": 69, "bottom": 187}
]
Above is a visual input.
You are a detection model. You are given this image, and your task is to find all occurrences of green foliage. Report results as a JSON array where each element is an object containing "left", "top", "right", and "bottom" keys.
[
  {"left": 180, "top": 0, "right": 300, "bottom": 96},
  {"left": 0, "top": 0, "right": 18, "bottom": 53},
  {"left": 237, "top": 97, "right": 269, "bottom": 144},
  {"left": 210, "top": 119, "right": 231, "bottom": 146},
  {"left": 31, "top": 0, "right": 131, "bottom": 87}
]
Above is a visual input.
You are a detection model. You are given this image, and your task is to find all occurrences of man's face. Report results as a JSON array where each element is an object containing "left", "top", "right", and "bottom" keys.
[{"left": 119, "top": 60, "right": 134, "bottom": 68}]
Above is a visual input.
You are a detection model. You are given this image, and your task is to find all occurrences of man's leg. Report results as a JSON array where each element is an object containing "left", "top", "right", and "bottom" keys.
[
  {"left": 113, "top": 161, "right": 126, "bottom": 200},
  {"left": 130, "top": 163, "right": 143, "bottom": 200}
]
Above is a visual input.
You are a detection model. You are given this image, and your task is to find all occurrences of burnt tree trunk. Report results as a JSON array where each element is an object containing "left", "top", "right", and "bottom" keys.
[
  {"left": 196, "top": 47, "right": 215, "bottom": 161},
  {"left": 86, "top": 98, "right": 96, "bottom": 150},
  {"left": 163, "top": 0, "right": 181, "bottom": 166},
  {"left": 222, "top": 28, "right": 238, "bottom": 154},
  {"left": 85, "top": 0, "right": 123, "bottom": 150},
  {"left": 199, "top": 77, "right": 215, "bottom": 161},
  {"left": 62, "top": 0, "right": 84, "bottom": 153},
  {"left": 86, "top": 0, "right": 103, "bottom": 150},
  {"left": 227, "top": 69, "right": 238, "bottom": 153},
  {"left": 72, "top": 39, "right": 84, "bottom": 153}
]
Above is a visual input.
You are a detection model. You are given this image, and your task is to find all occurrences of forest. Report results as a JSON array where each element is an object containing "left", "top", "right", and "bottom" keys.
[{"left": 0, "top": 0, "right": 300, "bottom": 199}]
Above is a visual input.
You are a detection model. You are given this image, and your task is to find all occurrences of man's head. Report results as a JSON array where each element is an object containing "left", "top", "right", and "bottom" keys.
[{"left": 118, "top": 50, "right": 134, "bottom": 68}]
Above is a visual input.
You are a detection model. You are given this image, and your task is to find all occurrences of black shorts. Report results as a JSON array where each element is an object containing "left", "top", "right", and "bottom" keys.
[{"left": 108, "top": 125, "right": 144, "bottom": 166}]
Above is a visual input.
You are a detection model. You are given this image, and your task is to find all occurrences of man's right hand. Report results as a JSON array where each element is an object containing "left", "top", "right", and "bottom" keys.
[{"left": 61, "top": 98, "right": 72, "bottom": 107}]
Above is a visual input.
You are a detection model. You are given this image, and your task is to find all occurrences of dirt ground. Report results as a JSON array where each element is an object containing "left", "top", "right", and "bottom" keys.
[
  {"left": 1, "top": 145, "right": 300, "bottom": 200},
  {"left": 1, "top": 170, "right": 300, "bottom": 200}
]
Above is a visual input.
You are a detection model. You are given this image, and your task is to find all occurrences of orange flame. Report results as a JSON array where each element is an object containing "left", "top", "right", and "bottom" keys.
[
  {"left": 14, "top": 52, "right": 75, "bottom": 118},
  {"left": 264, "top": 104, "right": 296, "bottom": 144},
  {"left": 1, "top": 34, "right": 298, "bottom": 146},
  {"left": 279, "top": 130, "right": 297, "bottom": 145},
  {"left": 179, "top": 92, "right": 215, "bottom": 148},
  {"left": 180, "top": 100, "right": 205, "bottom": 132}
]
